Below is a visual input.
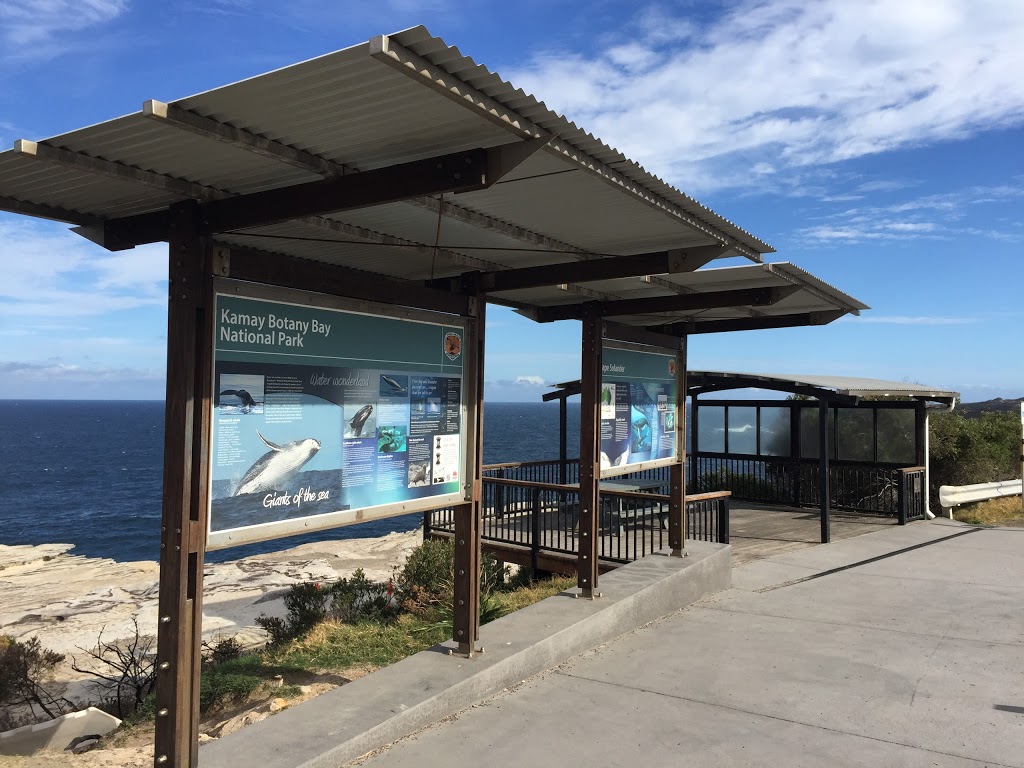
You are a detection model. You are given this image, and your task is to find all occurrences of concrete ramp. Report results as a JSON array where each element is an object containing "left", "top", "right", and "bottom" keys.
[{"left": 200, "top": 540, "right": 731, "bottom": 768}]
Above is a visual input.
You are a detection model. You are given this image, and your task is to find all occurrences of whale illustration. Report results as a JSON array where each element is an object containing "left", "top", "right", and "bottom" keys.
[
  {"left": 220, "top": 388, "right": 261, "bottom": 412},
  {"left": 233, "top": 431, "right": 321, "bottom": 496},
  {"left": 348, "top": 404, "right": 373, "bottom": 436},
  {"left": 381, "top": 375, "right": 407, "bottom": 394}
]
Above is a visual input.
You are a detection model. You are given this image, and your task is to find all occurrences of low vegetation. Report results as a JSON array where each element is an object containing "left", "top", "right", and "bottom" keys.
[
  {"left": 3, "top": 538, "right": 574, "bottom": 742},
  {"left": 954, "top": 496, "right": 1024, "bottom": 527}
]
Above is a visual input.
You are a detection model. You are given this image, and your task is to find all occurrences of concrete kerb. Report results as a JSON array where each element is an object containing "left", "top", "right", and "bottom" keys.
[{"left": 199, "top": 540, "right": 731, "bottom": 768}]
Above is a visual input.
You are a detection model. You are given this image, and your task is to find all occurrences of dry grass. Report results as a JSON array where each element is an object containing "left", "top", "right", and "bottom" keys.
[
  {"left": 954, "top": 496, "right": 1024, "bottom": 527},
  {"left": 493, "top": 575, "right": 577, "bottom": 614}
]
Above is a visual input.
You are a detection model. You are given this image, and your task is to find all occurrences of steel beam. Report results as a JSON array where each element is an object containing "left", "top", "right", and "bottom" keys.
[
  {"left": 143, "top": 100, "right": 345, "bottom": 177},
  {"left": 536, "top": 286, "right": 798, "bottom": 323},
  {"left": 217, "top": 244, "right": 474, "bottom": 316},
  {"left": 650, "top": 310, "right": 845, "bottom": 336},
  {"left": 100, "top": 139, "right": 546, "bottom": 248},
  {"left": 0, "top": 195, "right": 98, "bottom": 226},
  {"left": 13, "top": 139, "right": 229, "bottom": 201},
  {"left": 153, "top": 201, "right": 214, "bottom": 767},
  {"left": 144, "top": 100, "right": 599, "bottom": 264},
  {"left": 601, "top": 320, "right": 684, "bottom": 350},
  {"left": 577, "top": 308, "right": 601, "bottom": 597},
  {"left": 448, "top": 244, "right": 730, "bottom": 294}
]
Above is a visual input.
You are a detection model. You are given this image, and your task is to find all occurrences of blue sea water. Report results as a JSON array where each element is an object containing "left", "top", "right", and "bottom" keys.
[{"left": 0, "top": 400, "right": 579, "bottom": 563}]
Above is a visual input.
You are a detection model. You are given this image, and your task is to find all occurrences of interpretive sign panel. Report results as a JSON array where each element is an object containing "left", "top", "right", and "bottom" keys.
[
  {"left": 600, "top": 341, "right": 679, "bottom": 478},
  {"left": 207, "top": 281, "right": 468, "bottom": 549}
]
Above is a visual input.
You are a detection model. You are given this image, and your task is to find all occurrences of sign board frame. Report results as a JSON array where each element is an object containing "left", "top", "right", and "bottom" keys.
[
  {"left": 206, "top": 278, "right": 471, "bottom": 550},
  {"left": 599, "top": 338, "right": 682, "bottom": 480}
]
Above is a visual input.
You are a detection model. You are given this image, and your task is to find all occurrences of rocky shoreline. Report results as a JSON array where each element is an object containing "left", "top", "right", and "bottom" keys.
[{"left": 0, "top": 531, "right": 422, "bottom": 675}]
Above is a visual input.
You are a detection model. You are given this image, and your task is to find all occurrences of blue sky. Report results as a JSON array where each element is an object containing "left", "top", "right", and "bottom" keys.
[{"left": 0, "top": 0, "right": 1021, "bottom": 403}]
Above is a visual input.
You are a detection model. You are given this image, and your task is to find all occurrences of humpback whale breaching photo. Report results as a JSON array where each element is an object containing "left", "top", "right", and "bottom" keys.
[{"left": 234, "top": 431, "right": 321, "bottom": 496}]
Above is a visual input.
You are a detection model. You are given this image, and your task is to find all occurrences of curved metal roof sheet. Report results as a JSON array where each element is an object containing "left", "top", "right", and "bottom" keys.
[
  {"left": 0, "top": 25, "right": 773, "bottom": 278},
  {"left": 689, "top": 371, "right": 958, "bottom": 403}
]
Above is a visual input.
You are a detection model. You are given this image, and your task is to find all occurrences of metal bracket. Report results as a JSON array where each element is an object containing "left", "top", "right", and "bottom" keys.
[{"left": 212, "top": 246, "right": 230, "bottom": 277}]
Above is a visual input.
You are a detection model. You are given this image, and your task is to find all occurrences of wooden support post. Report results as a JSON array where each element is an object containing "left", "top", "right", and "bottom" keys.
[
  {"left": 559, "top": 396, "right": 568, "bottom": 485},
  {"left": 791, "top": 404, "right": 802, "bottom": 507},
  {"left": 577, "top": 309, "right": 601, "bottom": 597},
  {"left": 454, "top": 291, "right": 485, "bottom": 654},
  {"left": 669, "top": 341, "right": 687, "bottom": 556},
  {"left": 153, "top": 201, "right": 214, "bottom": 767},
  {"left": 818, "top": 398, "right": 831, "bottom": 544},
  {"left": 690, "top": 391, "right": 699, "bottom": 501}
]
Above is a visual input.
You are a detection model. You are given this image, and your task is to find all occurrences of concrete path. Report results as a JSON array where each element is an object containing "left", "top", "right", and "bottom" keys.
[{"left": 353, "top": 521, "right": 1024, "bottom": 767}]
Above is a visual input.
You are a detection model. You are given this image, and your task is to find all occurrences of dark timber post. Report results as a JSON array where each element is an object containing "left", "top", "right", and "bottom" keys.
[
  {"left": 154, "top": 200, "right": 214, "bottom": 768},
  {"left": 577, "top": 309, "right": 601, "bottom": 597},
  {"left": 454, "top": 288, "right": 484, "bottom": 654},
  {"left": 669, "top": 339, "right": 687, "bottom": 556},
  {"left": 559, "top": 394, "right": 568, "bottom": 485},
  {"left": 690, "top": 391, "right": 699, "bottom": 495},
  {"left": 791, "top": 404, "right": 802, "bottom": 507},
  {"left": 818, "top": 397, "right": 831, "bottom": 544}
]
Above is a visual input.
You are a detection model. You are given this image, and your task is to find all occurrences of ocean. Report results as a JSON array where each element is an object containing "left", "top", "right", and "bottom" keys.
[{"left": 0, "top": 400, "right": 580, "bottom": 563}]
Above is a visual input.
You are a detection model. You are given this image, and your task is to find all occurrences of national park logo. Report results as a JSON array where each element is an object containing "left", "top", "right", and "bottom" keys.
[{"left": 443, "top": 331, "right": 462, "bottom": 361}]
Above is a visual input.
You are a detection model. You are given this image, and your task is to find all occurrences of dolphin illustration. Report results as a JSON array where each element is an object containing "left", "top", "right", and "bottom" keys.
[
  {"left": 233, "top": 431, "right": 321, "bottom": 496},
  {"left": 348, "top": 404, "right": 373, "bottom": 436},
  {"left": 381, "top": 375, "right": 407, "bottom": 394},
  {"left": 220, "top": 389, "right": 261, "bottom": 412}
]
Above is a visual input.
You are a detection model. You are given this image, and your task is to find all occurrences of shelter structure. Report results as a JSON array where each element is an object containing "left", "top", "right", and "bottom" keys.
[
  {"left": 544, "top": 372, "right": 956, "bottom": 543},
  {"left": 0, "top": 27, "right": 866, "bottom": 767}
]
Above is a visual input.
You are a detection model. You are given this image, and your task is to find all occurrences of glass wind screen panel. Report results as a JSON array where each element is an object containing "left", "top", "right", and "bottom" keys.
[
  {"left": 728, "top": 406, "right": 757, "bottom": 454},
  {"left": 877, "top": 408, "right": 916, "bottom": 464},
  {"left": 836, "top": 408, "right": 874, "bottom": 461},
  {"left": 698, "top": 405, "right": 725, "bottom": 453},
  {"left": 759, "top": 407, "right": 791, "bottom": 456},
  {"left": 799, "top": 407, "right": 835, "bottom": 459}
]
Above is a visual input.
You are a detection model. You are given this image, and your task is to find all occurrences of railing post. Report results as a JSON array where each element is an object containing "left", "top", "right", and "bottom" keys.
[
  {"left": 669, "top": 461, "right": 685, "bottom": 557},
  {"left": 897, "top": 469, "right": 908, "bottom": 525},
  {"left": 423, "top": 510, "right": 431, "bottom": 541},
  {"left": 496, "top": 468, "right": 506, "bottom": 519},
  {"left": 718, "top": 495, "right": 730, "bottom": 544},
  {"left": 531, "top": 486, "right": 542, "bottom": 577}
]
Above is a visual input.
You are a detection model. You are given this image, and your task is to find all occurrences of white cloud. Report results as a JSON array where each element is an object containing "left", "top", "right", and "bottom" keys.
[
  {"left": 0, "top": 218, "right": 167, "bottom": 317},
  {"left": 0, "top": 360, "right": 164, "bottom": 398},
  {"left": 514, "top": 375, "right": 547, "bottom": 387},
  {"left": 507, "top": 0, "right": 1024, "bottom": 192},
  {"left": 797, "top": 183, "right": 1024, "bottom": 243},
  {"left": 0, "top": 0, "right": 127, "bottom": 61}
]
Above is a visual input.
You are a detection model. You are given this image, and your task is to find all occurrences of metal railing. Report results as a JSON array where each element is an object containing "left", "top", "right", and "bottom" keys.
[
  {"left": 690, "top": 454, "right": 918, "bottom": 516},
  {"left": 426, "top": 460, "right": 729, "bottom": 568},
  {"left": 686, "top": 491, "right": 731, "bottom": 543},
  {"left": 897, "top": 467, "right": 927, "bottom": 524}
]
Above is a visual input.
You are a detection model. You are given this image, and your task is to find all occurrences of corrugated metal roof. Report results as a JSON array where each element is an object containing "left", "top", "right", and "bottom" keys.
[
  {"left": 0, "top": 25, "right": 773, "bottom": 278},
  {"left": 497, "top": 263, "right": 867, "bottom": 329},
  {"left": 689, "top": 371, "right": 959, "bottom": 402}
]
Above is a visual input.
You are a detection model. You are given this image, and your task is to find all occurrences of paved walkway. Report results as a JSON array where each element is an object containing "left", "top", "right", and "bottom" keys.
[{"left": 353, "top": 521, "right": 1024, "bottom": 767}]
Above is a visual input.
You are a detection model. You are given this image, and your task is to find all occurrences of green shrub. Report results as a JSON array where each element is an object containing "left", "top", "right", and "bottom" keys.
[
  {"left": 396, "top": 538, "right": 508, "bottom": 615},
  {"left": 329, "top": 569, "right": 394, "bottom": 624},
  {"left": 0, "top": 635, "right": 73, "bottom": 721},
  {"left": 396, "top": 537, "right": 454, "bottom": 608},
  {"left": 930, "top": 411, "right": 1019, "bottom": 507}
]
